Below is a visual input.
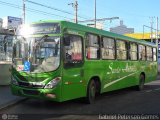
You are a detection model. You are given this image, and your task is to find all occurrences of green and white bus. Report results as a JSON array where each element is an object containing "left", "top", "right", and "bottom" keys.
[{"left": 11, "top": 20, "right": 158, "bottom": 103}]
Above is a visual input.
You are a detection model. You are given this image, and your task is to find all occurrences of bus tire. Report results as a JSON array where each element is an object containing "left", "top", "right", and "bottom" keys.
[
  {"left": 137, "top": 74, "right": 145, "bottom": 91},
  {"left": 85, "top": 80, "right": 96, "bottom": 104}
]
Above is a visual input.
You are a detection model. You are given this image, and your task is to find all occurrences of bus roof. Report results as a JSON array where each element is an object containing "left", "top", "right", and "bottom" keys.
[{"left": 31, "top": 20, "right": 157, "bottom": 47}]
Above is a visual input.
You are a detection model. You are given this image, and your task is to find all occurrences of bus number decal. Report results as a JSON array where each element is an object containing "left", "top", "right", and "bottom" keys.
[
  {"left": 17, "top": 65, "right": 24, "bottom": 71},
  {"left": 107, "top": 63, "right": 137, "bottom": 74}
]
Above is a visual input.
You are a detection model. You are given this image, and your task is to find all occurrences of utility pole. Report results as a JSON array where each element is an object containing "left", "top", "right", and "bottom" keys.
[
  {"left": 75, "top": 0, "right": 78, "bottom": 23},
  {"left": 23, "top": 0, "right": 26, "bottom": 24},
  {"left": 68, "top": 0, "right": 78, "bottom": 23},
  {"left": 156, "top": 17, "right": 159, "bottom": 46},
  {"left": 150, "top": 17, "right": 155, "bottom": 42},
  {"left": 94, "top": 0, "right": 96, "bottom": 28}
]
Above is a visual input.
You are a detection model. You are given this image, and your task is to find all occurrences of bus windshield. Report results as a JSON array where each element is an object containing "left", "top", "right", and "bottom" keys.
[
  {"left": 13, "top": 36, "right": 60, "bottom": 73},
  {"left": 17, "top": 23, "right": 60, "bottom": 35},
  {"left": 31, "top": 23, "right": 60, "bottom": 34}
]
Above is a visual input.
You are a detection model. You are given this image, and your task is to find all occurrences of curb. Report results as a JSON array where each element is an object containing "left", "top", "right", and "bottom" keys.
[{"left": 0, "top": 98, "right": 28, "bottom": 111}]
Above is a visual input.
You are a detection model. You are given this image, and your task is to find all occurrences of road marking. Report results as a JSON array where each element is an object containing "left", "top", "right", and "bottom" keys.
[
  {"left": 154, "top": 88, "right": 160, "bottom": 91},
  {"left": 146, "top": 90, "right": 152, "bottom": 92},
  {"left": 145, "top": 88, "right": 160, "bottom": 92}
]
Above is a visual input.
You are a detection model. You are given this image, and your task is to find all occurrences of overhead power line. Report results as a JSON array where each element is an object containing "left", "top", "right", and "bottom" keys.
[
  {"left": 79, "top": 17, "right": 119, "bottom": 23},
  {"left": 25, "top": 0, "right": 89, "bottom": 20},
  {"left": 26, "top": 0, "right": 73, "bottom": 15},
  {"left": 0, "top": 0, "right": 73, "bottom": 20}
]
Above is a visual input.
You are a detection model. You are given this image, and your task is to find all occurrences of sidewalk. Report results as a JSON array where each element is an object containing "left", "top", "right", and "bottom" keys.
[{"left": 0, "top": 85, "right": 26, "bottom": 110}]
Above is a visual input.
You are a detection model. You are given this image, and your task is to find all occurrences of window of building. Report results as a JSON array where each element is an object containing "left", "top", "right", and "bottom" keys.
[
  {"left": 116, "top": 40, "right": 127, "bottom": 60},
  {"left": 86, "top": 34, "right": 100, "bottom": 59},
  {"left": 0, "top": 35, "right": 13, "bottom": 61},
  {"left": 138, "top": 45, "right": 146, "bottom": 61},
  {"left": 146, "top": 46, "right": 153, "bottom": 61},
  {"left": 101, "top": 37, "right": 115, "bottom": 59},
  {"left": 130, "top": 43, "right": 138, "bottom": 60},
  {"left": 153, "top": 47, "right": 157, "bottom": 61}
]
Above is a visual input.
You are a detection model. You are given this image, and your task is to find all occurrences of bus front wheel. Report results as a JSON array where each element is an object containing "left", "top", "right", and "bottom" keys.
[
  {"left": 137, "top": 74, "right": 145, "bottom": 91},
  {"left": 86, "top": 80, "right": 96, "bottom": 104}
]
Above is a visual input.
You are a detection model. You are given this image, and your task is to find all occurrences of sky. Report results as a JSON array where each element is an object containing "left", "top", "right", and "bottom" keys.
[{"left": 0, "top": 0, "right": 159, "bottom": 33}]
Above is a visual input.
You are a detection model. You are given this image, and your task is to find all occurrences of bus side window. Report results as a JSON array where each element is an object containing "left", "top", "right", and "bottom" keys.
[
  {"left": 86, "top": 34, "right": 100, "bottom": 59},
  {"left": 64, "top": 35, "right": 83, "bottom": 64},
  {"left": 138, "top": 45, "right": 146, "bottom": 61},
  {"left": 146, "top": 46, "right": 153, "bottom": 61},
  {"left": 130, "top": 43, "right": 138, "bottom": 60},
  {"left": 153, "top": 47, "right": 157, "bottom": 61},
  {"left": 116, "top": 40, "right": 127, "bottom": 60},
  {"left": 101, "top": 37, "right": 115, "bottom": 59}
]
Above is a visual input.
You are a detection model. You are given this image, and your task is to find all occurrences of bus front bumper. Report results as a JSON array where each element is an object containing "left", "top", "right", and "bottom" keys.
[{"left": 11, "top": 84, "right": 61, "bottom": 102}]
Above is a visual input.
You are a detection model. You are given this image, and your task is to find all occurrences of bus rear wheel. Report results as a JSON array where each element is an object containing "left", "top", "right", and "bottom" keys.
[
  {"left": 137, "top": 74, "right": 145, "bottom": 91},
  {"left": 86, "top": 80, "right": 96, "bottom": 104}
]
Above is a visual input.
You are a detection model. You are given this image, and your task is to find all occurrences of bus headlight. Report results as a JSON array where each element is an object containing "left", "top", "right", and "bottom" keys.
[
  {"left": 44, "top": 77, "right": 61, "bottom": 89},
  {"left": 11, "top": 76, "right": 18, "bottom": 85}
]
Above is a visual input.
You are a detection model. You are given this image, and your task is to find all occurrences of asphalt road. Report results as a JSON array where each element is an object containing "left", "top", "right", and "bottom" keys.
[{"left": 1, "top": 77, "right": 160, "bottom": 120}]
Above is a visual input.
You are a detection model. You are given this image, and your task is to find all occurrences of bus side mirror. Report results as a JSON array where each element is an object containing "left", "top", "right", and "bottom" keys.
[{"left": 64, "top": 36, "right": 70, "bottom": 46}]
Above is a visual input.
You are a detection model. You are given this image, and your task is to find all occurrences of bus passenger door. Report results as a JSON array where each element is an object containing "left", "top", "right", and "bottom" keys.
[{"left": 62, "top": 35, "right": 85, "bottom": 101}]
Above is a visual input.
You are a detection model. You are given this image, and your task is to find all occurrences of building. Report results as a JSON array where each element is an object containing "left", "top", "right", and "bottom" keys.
[
  {"left": 0, "top": 18, "right": 2, "bottom": 29},
  {"left": 125, "top": 32, "right": 160, "bottom": 43},
  {"left": 87, "top": 22, "right": 104, "bottom": 30},
  {"left": 110, "top": 20, "right": 134, "bottom": 35},
  {"left": 0, "top": 28, "right": 14, "bottom": 85},
  {"left": 0, "top": 16, "right": 16, "bottom": 85}
]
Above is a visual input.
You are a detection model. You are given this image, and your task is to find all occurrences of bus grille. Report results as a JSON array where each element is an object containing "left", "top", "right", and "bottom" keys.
[
  {"left": 16, "top": 74, "right": 46, "bottom": 82},
  {"left": 18, "top": 81, "right": 44, "bottom": 88},
  {"left": 22, "top": 89, "right": 40, "bottom": 96}
]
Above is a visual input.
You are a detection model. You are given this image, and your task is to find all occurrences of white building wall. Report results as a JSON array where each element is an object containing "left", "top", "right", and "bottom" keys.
[
  {"left": 0, "top": 18, "right": 2, "bottom": 28},
  {"left": 110, "top": 20, "right": 134, "bottom": 35}
]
